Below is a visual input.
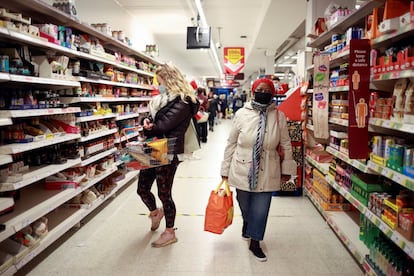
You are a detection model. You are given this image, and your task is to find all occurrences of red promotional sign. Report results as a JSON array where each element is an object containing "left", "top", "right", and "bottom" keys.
[
  {"left": 348, "top": 39, "right": 371, "bottom": 159},
  {"left": 224, "top": 47, "right": 245, "bottom": 75}
]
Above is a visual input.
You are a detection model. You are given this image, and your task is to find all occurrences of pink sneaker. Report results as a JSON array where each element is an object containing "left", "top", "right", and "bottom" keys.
[
  {"left": 151, "top": 230, "right": 177, "bottom": 248},
  {"left": 149, "top": 208, "right": 164, "bottom": 231}
]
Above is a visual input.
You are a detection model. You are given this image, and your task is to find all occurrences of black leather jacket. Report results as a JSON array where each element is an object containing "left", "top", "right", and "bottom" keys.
[{"left": 144, "top": 96, "right": 200, "bottom": 154}]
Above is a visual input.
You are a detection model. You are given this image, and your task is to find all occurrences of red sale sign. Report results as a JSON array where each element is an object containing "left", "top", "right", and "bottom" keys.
[{"left": 224, "top": 47, "right": 245, "bottom": 75}]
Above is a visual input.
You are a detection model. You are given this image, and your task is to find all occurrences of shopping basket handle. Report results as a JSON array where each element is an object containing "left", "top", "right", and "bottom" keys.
[{"left": 120, "top": 126, "right": 143, "bottom": 143}]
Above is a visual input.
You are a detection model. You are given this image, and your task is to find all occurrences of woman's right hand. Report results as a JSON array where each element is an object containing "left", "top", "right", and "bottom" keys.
[
  {"left": 143, "top": 118, "right": 153, "bottom": 130},
  {"left": 221, "top": 176, "right": 228, "bottom": 181}
]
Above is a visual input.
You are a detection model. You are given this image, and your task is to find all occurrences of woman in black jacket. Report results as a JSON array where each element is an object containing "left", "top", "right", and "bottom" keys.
[{"left": 138, "top": 63, "right": 199, "bottom": 247}]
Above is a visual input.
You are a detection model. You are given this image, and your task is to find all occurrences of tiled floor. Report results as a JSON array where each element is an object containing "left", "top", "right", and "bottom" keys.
[{"left": 18, "top": 119, "right": 364, "bottom": 276}]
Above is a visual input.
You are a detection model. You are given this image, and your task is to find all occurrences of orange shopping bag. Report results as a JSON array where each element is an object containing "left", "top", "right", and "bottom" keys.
[{"left": 204, "top": 179, "right": 234, "bottom": 234}]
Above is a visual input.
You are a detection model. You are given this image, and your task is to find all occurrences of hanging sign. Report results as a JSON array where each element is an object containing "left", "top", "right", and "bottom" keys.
[
  {"left": 224, "top": 47, "right": 245, "bottom": 75},
  {"left": 312, "top": 54, "right": 330, "bottom": 139},
  {"left": 348, "top": 39, "right": 371, "bottom": 159}
]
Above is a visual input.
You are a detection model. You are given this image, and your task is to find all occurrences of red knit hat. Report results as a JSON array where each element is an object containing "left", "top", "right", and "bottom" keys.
[{"left": 251, "top": 78, "right": 276, "bottom": 96}]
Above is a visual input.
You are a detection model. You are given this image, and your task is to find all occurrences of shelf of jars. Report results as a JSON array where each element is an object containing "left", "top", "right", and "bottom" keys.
[
  {"left": 0, "top": 107, "right": 81, "bottom": 119},
  {"left": 367, "top": 161, "right": 414, "bottom": 192},
  {"left": 303, "top": 187, "right": 369, "bottom": 267},
  {"left": 324, "top": 176, "right": 414, "bottom": 259},
  {"left": 325, "top": 146, "right": 373, "bottom": 173},
  {"left": 369, "top": 118, "right": 414, "bottom": 134},
  {"left": 0, "top": 158, "right": 81, "bottom": 192},
  {"left": 0, "top": 133, "right": 81, "bottom": 155},
  {"left": 307, "top": 0, "right": 386, "bottom": 49},
  {"left": 0, "top": 0, "right": 161, "bottom": 66},
  {"left": 59, "top": 96, "right": 153, "bottom": 104}
]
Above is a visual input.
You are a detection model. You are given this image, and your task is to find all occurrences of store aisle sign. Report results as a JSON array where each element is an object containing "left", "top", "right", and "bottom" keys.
[
  {"left": 224, "top": 47, "right": 245, "bottom": 75},
  {"left": 348, "top": 39, "right": 371, "bottom": 159},
  {"left": 312, "top": 54, "right": 330, "bottom": 140}
]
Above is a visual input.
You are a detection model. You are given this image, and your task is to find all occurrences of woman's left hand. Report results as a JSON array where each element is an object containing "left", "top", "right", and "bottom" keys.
[{"left": 143, "top": 118, "right": 153, "bottom": 130}]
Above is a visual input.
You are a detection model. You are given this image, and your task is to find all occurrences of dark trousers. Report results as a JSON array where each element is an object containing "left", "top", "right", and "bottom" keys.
[
  {"left": 198, "top": 122, "right": 208, "bottom": 142},
  {"left": 137, "top": 157, "right": 180, "bottom": 228}
]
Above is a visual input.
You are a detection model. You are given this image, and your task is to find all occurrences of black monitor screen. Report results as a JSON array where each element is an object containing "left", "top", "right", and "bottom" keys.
[{"left": 186, "top": 26, "right": 211, "bottom": 49}]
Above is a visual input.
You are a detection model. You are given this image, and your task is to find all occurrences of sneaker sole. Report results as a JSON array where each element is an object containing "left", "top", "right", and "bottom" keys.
[
  {"left": 251, "top": 252, "right": 267, "bottom": 262},
  {"left": 151, "top": 237, "right": 178, "bottom": 248}
]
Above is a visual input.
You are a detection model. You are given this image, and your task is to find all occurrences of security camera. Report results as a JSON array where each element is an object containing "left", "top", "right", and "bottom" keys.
[{"left": 216, "top": 42, "right": 222, "bottom": 49}]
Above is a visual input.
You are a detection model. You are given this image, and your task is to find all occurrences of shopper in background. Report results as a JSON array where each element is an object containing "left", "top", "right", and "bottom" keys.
[
  {"left": 220, "top": 78, "right": 296, "bottom": 261},
  {"left": 219, "top": 94, "right": 227, "bottom": 120},
  {"left": 207, "top": 92, "right": 219, "bottom": 131},
  {"left": 138, "top": 63, "right": 199, "bottom": 248},
  {"left": 196, "top": 87, "right": 209, "bottom": 143},
  {"left": 227, "top": 91, "right": 234, "bottom": 115},
  {"left": 232, "top": 92, "right": 244, "bottom": 114}
]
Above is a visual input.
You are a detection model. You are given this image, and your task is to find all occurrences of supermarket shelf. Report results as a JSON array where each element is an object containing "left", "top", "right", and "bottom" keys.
[
  {"left": 0, "top": 118, "right": 12, "bottom": 126},
  {"left": 80, "top": 148, "right": 117, "bottom": 167},
  {"left": 329, "top": 86, "right": 349, "bottom": 92},
  {"left": 0, "top": 107, "right": 81, "bottom": 118},
  {"left": 79, "top": 128, "right": 118, "bottom": 143},
  {"left": 362, "top": 257, "right": 380, "bottom": 276},
  {"left": 76, "top": 76, "right": 151, "bottom": 90},
  {"left": 326, "top": 146, "right": 372, "bottom": 173},
  {"left": 115, "top": 131, "right": 139, "bottom": 143},
  {"left": 0, "top": 155, "right": 13, "bottom": 166},
  {"left": 0, "top": 134, "right": 81, "bottom": 154},
  {"left": 307, "top": 0, "right": 386, "bottom": 48},
  {"left": 0, "top": 261, "right": 17, "bottom": 276},
  {"left": 329, "top": 117, "right": 348, "bottom": 127},
  {"left": 0, "top": 186, "right": 77, "bottom": 243},
  {"left": 0, "top": 27, "right": 155, "bottom": 79},
  {"left": 0, "top": 158, "right": 81, "bottom": 192},
  {"left": 115, "top": 113, "right": 140, "bottom": 121},
  {"left": 59, "top": 96, "right": 152, "bottom": 104},
  {"left": 367, "top": 161, "right": 414, "bottom": 192},
  {"left": 75, "top": 113, "right": 116, "bottom": 122},
  {"left": 12, "top": 169, "right": 138, "bottom": 270},
  {"left": 372, "top": 69, "right": 414, "bottom": 81},
  {"left": 304, "top": 188, "right": 369, "bottom": 266},
  {"left": 372, "top": 22, "right": 414, "bottom": 49},
  {"left": 0, "top": 72, "right": 9, "bottom": 81},
  {"left": 307, "top": 88, "right": 314, "bottom": 94},
  {"left": 324, "top": 176, "right": 414, "bottom": 259},
  {"left": 9, "top": 74, "right": 80, "bottom": 87},
  {"left": 369, "top": 118, "right": 414, "bottom": 134},
  {"left": 305, "top": 155, "right": 330, "bottom": 175},
  {"left": 330, "top": 49, "right": 350, "bottom": 68},
  {"left": 79, "top": 166, "right": 118, "bottom": 192}
]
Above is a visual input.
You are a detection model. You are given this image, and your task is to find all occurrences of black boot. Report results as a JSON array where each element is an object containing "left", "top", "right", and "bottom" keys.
[
  {"left": 242, "top": 221, "right": 249, "bottom": 240},
  {"left": 249, "top": 239, "right": 267, "bottom": 262}
]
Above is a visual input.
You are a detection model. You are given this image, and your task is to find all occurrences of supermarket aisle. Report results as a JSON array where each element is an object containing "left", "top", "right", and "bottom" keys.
[{"left": 18, "top": 119, "right": 363, "bottom": 276}]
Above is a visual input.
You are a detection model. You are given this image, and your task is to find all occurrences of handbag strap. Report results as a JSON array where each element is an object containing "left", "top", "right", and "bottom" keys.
[{"left": 215, "top": 179, "right": 231, "bottom": 196}]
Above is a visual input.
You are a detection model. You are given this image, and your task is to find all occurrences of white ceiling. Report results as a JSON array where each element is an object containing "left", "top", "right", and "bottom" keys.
[{"left": 75, "top": 0, "right": 307, "bottom": 84}]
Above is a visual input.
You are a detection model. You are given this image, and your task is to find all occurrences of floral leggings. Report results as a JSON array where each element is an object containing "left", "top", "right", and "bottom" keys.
[{"left": 137, "top": 156, "right": 180, "bottom": 228}]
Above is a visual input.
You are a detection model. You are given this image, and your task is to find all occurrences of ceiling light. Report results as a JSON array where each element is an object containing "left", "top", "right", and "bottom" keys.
[
  {"left": 274, "top": 63, "right": 296, "bottom": 67},
  {"left": 291, "top": 55, "right": 298, "bottom": 60},
  {"left": 195, "top": 0, "right": 223, "bottom": 76},
  {"left": 284, "top": 55, "right": 291, "bottom": 59}
]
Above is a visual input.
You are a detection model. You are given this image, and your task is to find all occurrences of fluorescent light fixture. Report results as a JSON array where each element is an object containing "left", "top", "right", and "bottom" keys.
[
  {"left": 284, "top": 55, "right": 291, "bottom": 59},
  {"left": 291, "top": 55, "right": 298, "bottom": 60},
  {"left": 195, "top": 0, "right": 223, "bottom": 75},
  {"left": 274, "top": 63, "right": 296, "bottom": 67}
]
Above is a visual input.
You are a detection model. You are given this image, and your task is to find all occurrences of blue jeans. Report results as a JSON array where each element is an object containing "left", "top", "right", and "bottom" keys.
[{"left": 236, "top": 189, "right": 273, "bottom": 241}]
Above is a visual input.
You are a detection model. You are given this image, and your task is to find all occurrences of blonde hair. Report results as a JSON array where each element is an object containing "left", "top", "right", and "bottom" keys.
[{"left": 155, "top": 63, "right": 197, "bottom": 103}]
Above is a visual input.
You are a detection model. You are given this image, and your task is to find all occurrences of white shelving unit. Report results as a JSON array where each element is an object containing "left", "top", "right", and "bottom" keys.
[{"left": 0, "top": 0, "right": 158, "bottom": 273}]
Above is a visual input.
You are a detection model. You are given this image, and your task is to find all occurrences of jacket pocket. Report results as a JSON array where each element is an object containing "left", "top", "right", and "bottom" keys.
[{"left": 235, "top": 150, "right": 252, "bottom": 164}]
